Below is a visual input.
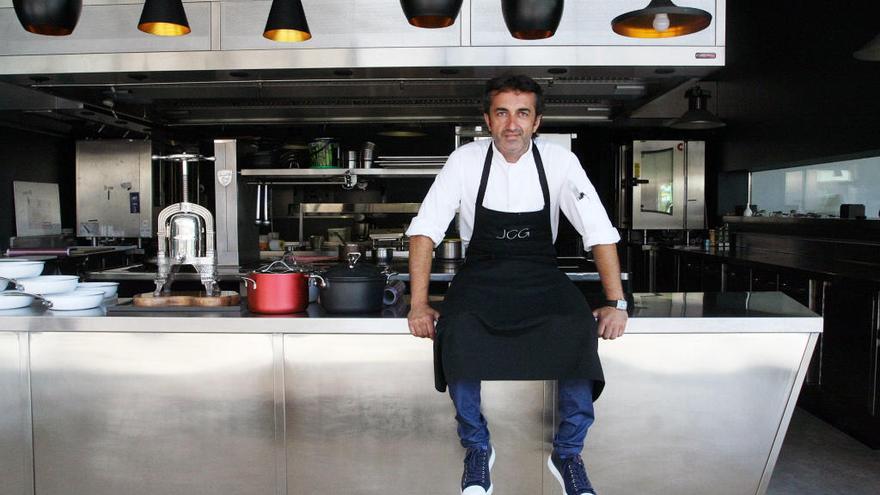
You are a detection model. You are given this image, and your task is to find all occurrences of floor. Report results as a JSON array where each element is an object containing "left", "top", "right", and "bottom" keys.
[{"left": 767, "top": 408, "right": 880, "bottom": 494}]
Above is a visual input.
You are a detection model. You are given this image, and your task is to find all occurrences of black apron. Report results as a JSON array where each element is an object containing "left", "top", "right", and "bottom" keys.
[{"left": 434, "top": 143, "right": 604, "bottom": 400}]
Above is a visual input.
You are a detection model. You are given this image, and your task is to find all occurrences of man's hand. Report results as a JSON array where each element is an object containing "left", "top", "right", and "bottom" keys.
[
  {"left": 592, "top": 306, "right": 627, "bottom": 340},
  {"left": 408, "top": 303, "right": 440, "bottom": 339}
]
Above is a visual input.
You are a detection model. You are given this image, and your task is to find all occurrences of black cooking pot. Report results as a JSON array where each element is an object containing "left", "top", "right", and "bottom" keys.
[{"left": 318, "top": 253, "right": 391, "bottom": 313}]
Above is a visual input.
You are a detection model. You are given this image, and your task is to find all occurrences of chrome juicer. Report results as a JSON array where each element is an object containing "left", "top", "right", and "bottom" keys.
[{"left": 153, "top": 153, "right": 218, "bottom": 296}]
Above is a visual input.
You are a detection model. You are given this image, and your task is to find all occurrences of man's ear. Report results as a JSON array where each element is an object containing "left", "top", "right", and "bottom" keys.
[
  {"left": 483, "top": 113, "right": 491, "bottom": 131},
  {"left": 533, "top": 114, "right": 543, "bottom": 133}
]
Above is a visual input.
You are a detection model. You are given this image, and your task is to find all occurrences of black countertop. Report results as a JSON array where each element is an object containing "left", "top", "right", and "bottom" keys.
[{"left": 662, "top": 246, "right": 880, "bottom": 283}]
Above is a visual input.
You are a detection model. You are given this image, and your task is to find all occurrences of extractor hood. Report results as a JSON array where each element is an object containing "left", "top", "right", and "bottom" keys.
[{"left": 0, "top": 0, "right": 725, "bottom": 134}]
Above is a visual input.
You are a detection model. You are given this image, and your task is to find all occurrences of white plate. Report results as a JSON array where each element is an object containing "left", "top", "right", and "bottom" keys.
[
  {"left": 0, "top": 260, "right": 45, "bottom": 279},
  {"left": 17, "top": 275, "right": 80, "bottom": 295},
  {"left": 0, "top": 290, "right": 35, "bottom": 310},
  {"left": 77, "top": 282, "right": 119, "bottom": 298},
  {"left": 43, "top": 289, "right": 105, "bottom": 311},
  {"left": 48, "top": 306, "right": 106, "bottom": 317}
]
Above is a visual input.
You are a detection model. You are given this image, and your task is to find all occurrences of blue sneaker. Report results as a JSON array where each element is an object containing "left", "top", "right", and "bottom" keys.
[
  {"left": 461, "top": 444, "right": 495, "bottom": 494},
  {"left": 547, "top": 451, "right": 596, "bottom": 495}
]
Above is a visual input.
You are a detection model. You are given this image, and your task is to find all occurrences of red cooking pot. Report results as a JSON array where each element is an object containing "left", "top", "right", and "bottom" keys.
[{"left": 242, "top": 260, "right": 324, "bottom": 314}]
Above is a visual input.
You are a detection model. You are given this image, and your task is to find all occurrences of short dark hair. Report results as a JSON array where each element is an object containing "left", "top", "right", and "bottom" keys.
[{"left": 482, "top": 75, "right": 544, "bottom": 116}]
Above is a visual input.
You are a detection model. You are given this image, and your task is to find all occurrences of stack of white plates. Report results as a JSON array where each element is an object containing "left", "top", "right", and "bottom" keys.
[{"left": 1, "top": 275, "right": 108, "bottom": 312}]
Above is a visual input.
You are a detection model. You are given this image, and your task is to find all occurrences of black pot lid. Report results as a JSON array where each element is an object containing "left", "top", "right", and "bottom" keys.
[{"left": 324, "top": 253, "right": 385, "bottom": 281}]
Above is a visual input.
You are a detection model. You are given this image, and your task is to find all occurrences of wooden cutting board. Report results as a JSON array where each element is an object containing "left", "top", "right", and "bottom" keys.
[{"left": 133, "top": 291, "right": 241, "bottom": 307}]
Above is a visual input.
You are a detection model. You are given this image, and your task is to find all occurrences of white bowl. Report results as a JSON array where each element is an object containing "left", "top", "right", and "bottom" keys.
[
  {"left": 0, "top": 290, "right": 35, "bottom": 310},
  {"left": 17, "top": 275, "right": 80, "bottom": 295},
  {"left": 77, "top": 282, "right": 119, "bottom": 298},
  {"left": 43, "top": 289, "right": 105, "bottom": 311},
  {"left": 0, "top": 260, "right": 45, "bottom": 280}
]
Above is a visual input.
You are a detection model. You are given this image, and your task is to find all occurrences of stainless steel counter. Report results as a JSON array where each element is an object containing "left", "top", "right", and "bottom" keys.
[
  {"left": 0, "top": 292, "right": 818, "bottom": 334},
  {"left": 0, "top": 292, "right": 820, "bottom": 495}
]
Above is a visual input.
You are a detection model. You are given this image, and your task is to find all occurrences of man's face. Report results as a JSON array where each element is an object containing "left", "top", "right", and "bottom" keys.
[{"left": 483, "top": 89, "right": 542, "bottom": 161}]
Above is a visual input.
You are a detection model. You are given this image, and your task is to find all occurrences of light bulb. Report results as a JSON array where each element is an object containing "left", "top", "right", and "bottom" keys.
[{"left": 652, "top": 13, "right": 670, "bottom": 32}]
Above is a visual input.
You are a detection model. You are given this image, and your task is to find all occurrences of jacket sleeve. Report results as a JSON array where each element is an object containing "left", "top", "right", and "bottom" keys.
[{"left": 405, "top": 152, "right": 463, "bottom": 247}]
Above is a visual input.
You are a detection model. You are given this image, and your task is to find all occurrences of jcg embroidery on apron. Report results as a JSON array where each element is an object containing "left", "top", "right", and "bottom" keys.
[{"left": 434, "top": 142, "right": 604, "bottom": 399}]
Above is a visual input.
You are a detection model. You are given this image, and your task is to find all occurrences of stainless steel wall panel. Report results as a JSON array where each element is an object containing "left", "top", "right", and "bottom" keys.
[
  {"left": 686, "top": 140, "right": 707, "bottom": 229},
  {"left": 76, "top": 140, "right": 154, "bottom": 238},
  {"left": 221, "top": 0, "right": 461, "bottom": 51},
  {"left": 0, "top": 4, "right": 211, "bottom": 56},
  {"left": 0, "top": 332, "right": 32, "bottom": 495},
  {"left": 213, "top": 139, "right": 240, "bottom": 266},
  {"left": 470, "top": 0, "right": 718, "bottom": 47},
  {"left": 283, "top": 334, "right": 545, "bottom": 495},
  {"left": 29, "top": 332, "right": 277, "bottom": 495}
]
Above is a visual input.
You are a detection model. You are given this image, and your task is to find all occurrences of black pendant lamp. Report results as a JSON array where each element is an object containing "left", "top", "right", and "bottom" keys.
[
  {"left": 400, "top": 0, "right": 463, "bottom": 28},
  {"left": 501, "top": 0, "right": 564, "bottom": 40},
  {"left": 611, "top": 0, "right": 711, "bottom": 38},
  {"left": 669, "top": 86, "right": 725, "bottom": 130},
  {"left": 138, "top": 0, "right": 191, "bottom": 36},
  {"left": 12, "top": 0, "right": 82, "bottom": 36},
  {"left": 264, "top": 0, "right": 312, "bottom": 42}
]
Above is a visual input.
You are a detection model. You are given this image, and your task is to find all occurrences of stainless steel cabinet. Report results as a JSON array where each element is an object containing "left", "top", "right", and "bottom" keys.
[
  {"left": 0, "top": 332, "right": 32, "bottom": 495},
  {"left": 29, "top": 332, "right": 278, "bottom": 495}
]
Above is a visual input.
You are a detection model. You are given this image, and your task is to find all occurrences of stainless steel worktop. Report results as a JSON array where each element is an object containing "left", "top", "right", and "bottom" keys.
[{"left": 0, "top": 292, "right": 821, "bottom": 334}]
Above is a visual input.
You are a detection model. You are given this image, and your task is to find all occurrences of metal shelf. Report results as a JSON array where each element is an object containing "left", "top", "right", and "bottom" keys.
[
  {"left": 298, "top": 203, "right": 421, "bottom": 214},
  {"left": 240, "top": 168, "right": 440, "bottom": 179}
]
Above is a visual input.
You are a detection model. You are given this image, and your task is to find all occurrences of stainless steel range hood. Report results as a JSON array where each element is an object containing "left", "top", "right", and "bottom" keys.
[{"left": 0, "top": 0, "right": 725, "bottom": 131}]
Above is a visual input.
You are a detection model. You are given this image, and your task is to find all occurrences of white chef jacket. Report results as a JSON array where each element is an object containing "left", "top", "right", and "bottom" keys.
[{"left": 406, "top": 138, "right": 621, "bottom": 251}]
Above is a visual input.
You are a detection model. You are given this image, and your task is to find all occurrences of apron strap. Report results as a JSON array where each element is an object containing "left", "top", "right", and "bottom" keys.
[
  {"left": 531, "top": 143, "right": 552, "bottom": 215},
  {"left": 474, "top": 144, "right": 494, "bottom": 212}
]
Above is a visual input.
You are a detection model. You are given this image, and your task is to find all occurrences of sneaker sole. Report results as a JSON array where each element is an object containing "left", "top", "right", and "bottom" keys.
[
  {"left": 461, "top": 447, "right": 496, "bottom": 495},
  {"left": 547, "top": 455, "right": 566, "bottom": 495}
]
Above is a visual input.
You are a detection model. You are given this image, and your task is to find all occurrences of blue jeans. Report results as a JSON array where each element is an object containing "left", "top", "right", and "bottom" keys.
[{"left": 448, "top": 379, "right": 595, "bottom": 458}]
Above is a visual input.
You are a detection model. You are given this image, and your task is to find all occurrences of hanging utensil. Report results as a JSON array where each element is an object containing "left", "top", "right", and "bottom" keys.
[
  {"left": 255, "top": 182, "right": 263, "bottom": 226},
  {"left": 262, "top": 184, "right": 271, "bottom": 226}
]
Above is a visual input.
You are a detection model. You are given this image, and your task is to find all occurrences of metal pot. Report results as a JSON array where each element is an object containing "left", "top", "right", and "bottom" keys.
[
  {"left": 338, "top": 241, "right": 369, "bottom": 261},
  {"left": 317, "top": 253, "right": 392, "bottom": 314},
  {"left": 371, "top": 246, "right": 394, "bottom": 266},
  {"left": 353, "top": 221, "right": 371, "bottom": 240},
  {"left": 436, "top": 238, "right": 462, "bottom": 260},
  {"left": 242, "top": 260, "right": 324, "bottom": 314}
]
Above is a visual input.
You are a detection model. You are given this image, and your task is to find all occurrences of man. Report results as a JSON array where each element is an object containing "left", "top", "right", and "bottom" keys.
[{"left": 406, "top": 75, "right": 627, "bottom": 495}]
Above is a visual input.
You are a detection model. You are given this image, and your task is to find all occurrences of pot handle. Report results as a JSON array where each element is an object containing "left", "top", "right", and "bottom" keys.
[
  {"left": 0, "top": 276, "right": 24, "bottom": 291},
  {"left": 347, "top": 252, "right": 361, "bottom": 268},
  {"left": 309, "top": 273, "right": 327, "bottom": 288},
  {"left": 241, "top": 277, "right": 257, "bottom": 290},
  {"left": 261, "top": 260, "right": 295, "bottom": 273},
  {"left": 380, "top": 266, "right": 399, "bottom": 282}
]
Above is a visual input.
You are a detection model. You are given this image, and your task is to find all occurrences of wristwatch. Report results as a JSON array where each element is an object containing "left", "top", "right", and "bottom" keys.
[{"left": 604, "top": 299, "right": 628, "bottom": 311}]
